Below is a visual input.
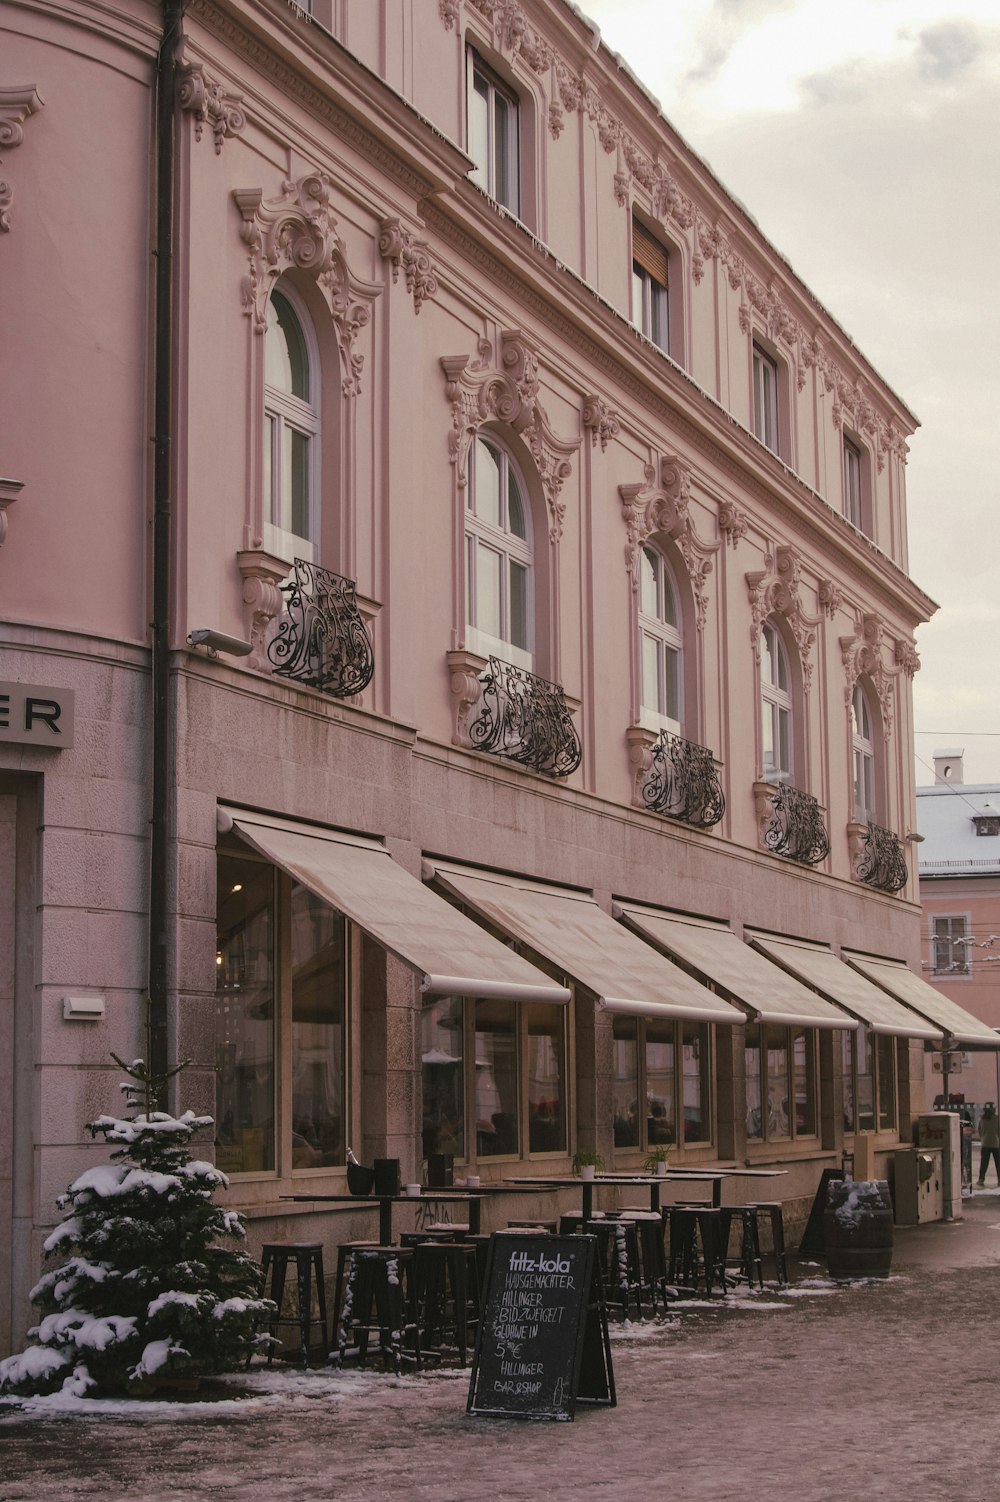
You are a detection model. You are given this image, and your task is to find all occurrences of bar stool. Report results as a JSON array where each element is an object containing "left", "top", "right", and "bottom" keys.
[
  {"left": 506, "top": 1219, "right": 558, "bottom": 1233},
  {"left": 410, "top": 1240, "right": 481, "bottom": 1367},
  {"left": 619, "top": 1210, "right": 670, "bottom": 1314},
  {"left": 584, "top": 1219, "right": 644, "bottom": 1318},
  {"left": 333, "top": 1245, "right": 414, "bottom": 1373},
  {"left": 718, "top": 1206, "right": 764, "bottom": 1291},
  {"left": 259, "top": 1241, "right": 328, "bottom": 1365},
  {"left": 332, "top": 1240, "right": 378, "bottom": 1345},
  {"left": 665, "top": 1207, "right": 727, "bottom": 1296},
  {"left": 750, "top": 1202, "right": 789, "bottom": 1285}
]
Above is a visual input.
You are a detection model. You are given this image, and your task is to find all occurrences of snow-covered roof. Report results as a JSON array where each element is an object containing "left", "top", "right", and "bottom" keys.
[{"left": 916, "top": 779, "right": 1000, "bottom": 877}]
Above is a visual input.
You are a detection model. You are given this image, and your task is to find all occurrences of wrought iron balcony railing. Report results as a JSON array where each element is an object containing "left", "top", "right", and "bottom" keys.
[
  {"left": 469, "top": 657, "right": 582, "bottom": 778},
  {"left": 759, "top": 781, "right": 830, "bottom": 866},
  {"left": 267, "top": 558, "right": 374, "bottom": 697},
  {"left": 639, "top": 731, "right": 725, "bottom": 829},
  {"left": 854, "top": 821, "right": 908, "bottom": 893}
]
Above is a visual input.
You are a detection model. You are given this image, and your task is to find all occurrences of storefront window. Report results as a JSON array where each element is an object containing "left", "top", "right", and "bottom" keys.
[
  {"left": 746, "top": 1024, "right": 763, "bottom": 1140},
  {"left": 475, "top": 998, "right": 519, "bottom": 1157},
  {"left": 877, "top": 1033, "right": 897, "bottom": 1131},
  {"left": 290, "top": 884, "right": 345, "bottom": 1168},
  {"left": 843, "top": 1027, "right": 897, "bottom": 1136},
  {"left": 647, "top": 1018, "right": 677, "bottom": 1144},
  {"left": 766, "top": 1025, "right": 790, "bottom": 1139},
  {"left": 746, "top": 1022, "right": 818, "bottom": 1144},
  {"left": 611, "top": 1016, "right": 709, "bottom": 1153},
  {"left": 421, "top": 995, "right": 465, "bottom": 1159},
  {"left": 612, "top": 1016, "right": 640, "bottom": 1147},
  {"left": 216, "top": 853, "right": 275, "bottom": 1173},
  {"left": 527, "top": 1003, "right": 567, "bottom": 1153},
  {"left": 842, "top": 1029, "right": 855, "bottom": 1132}
]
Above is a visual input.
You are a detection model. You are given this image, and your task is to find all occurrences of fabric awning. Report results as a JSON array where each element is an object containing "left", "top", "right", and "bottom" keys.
[
  {"left": 220, "top": 806, "right": 569, "bottom": 1003},
  {"left": 614, "top": 905, "right": 856, "bottom": 1031},
  {"left": 844, "top": 952, "right": 1000, "bottom": 1049},
  {"left": 424, "top": 862, "right": 744, "bottom": 1024},
  {"left": 750, "top": 934, "right": 943, "bottom": 1041}
]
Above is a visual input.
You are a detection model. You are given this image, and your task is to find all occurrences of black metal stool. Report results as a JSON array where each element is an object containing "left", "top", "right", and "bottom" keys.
[
  {"left": 410, "top": 1241, "right": 481, "bottom": 1367},
  {"left": 620, "top": 1210, "right": 670, "bottom": 1314},
  {"left": 750, "top": 1201, "right": 789, "bottom": 1285},
  {"left": 584, "top": 1219, "right": 644, "bottom": 1318},
  {"left": 259, "top": 1241, "right": 328, "bottom": 1364},
  {"left": 665, "top": 1207, "right": 727, "bottom": 1295},
  {"left": 332, "top": 1239, "right": 378, "bottom": 1348},
  {"left": 718, "top": 1206, "right": 764, "bottom": 1291},
  {"left": 334, "top": 1245, "right": 414, "bottom": 1372}
]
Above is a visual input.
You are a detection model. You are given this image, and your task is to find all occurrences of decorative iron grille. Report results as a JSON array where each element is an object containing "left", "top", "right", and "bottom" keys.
[
  {"left": 640, "top": 731, "right": 725, "bottom": 829},
  {"left": 470, "top": 657, "right": 582, "bottom": 778},
  {"left": 267, "top": 558, "right": 374, "bottom": 697},
  {"left": 761, "top": 782, "right": 830, "bottom": 865},
  {"left": 856, "top": 821, "right": 908, "bottom": 893}
]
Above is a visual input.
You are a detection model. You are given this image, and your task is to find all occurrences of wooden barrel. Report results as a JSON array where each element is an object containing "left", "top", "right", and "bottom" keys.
[{"left": 823, "top": 1178, "right": 894, "bottom": 1279}]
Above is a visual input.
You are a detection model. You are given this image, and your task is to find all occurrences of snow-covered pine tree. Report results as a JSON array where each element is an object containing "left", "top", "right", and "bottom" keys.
[{"left": 0, "top": 1055, "right": 275, "bottom": 1398}]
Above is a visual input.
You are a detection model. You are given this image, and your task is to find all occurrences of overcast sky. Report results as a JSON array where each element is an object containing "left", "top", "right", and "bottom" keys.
[{"left": 581, "top": 0, "right": 1000, "bottom": 787}]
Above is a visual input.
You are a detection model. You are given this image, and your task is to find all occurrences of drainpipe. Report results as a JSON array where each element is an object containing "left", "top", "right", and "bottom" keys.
[{"left": 149, "top": 1, "right": 186, "bottom": 1101}]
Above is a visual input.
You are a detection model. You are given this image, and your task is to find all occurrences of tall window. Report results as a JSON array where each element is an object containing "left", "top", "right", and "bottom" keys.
[
  {"left": 760, "top": 622, "right": 792, "bottom": 781},
  {"left": 745, "top": 1023, "right": 817, "bottom": 1142},
  {"left": 752, "top": 343, "right": 779, "bottom": 454},
  {"left": 612, "top": 1016, "right": 711, "bottom": 1150},
  {"left": 467, "top": 50, "right": 519, "bottom": 213},
  {"left": 421, "top": 995, "right": 567, "bottom": 1162},
  {"left": 631, "top": 219, "right": 670, "bottom": 354},
  {"left": 215, "top": 847, "right": 347, "bottom": 1176},
  {"left": 932, "top": 915, "right": 970, "bottom": 975},
  {"left": 466, "top": 435, "right": 532, "bottom": 667},
  {"left": 844, "top": 437, "right": 864, "bottom": 529},
  {"left": 842, "top": 1028, "right": 897, "bottom": 1134},
  {"left": 264, "top": 287, "right": 319, "bottom": 559},
  {"left": 639, "top": 545, "right": 682, "bottom": 732},
  {"left": 851, "top": 682, "right": 876, "bottom": 821}
]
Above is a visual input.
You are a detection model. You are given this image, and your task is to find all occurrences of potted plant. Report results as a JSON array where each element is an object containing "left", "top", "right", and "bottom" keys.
[
  {"left": 643, "top": 1145, "right": 671, "bottom": 1176},
  {"left": 571, "top": 1149, "right": 605, "bottom": 1182}
]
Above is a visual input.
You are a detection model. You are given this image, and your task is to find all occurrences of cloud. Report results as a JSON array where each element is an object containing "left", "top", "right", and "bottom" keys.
[{"left": 915, "top": 21, "right": 984, "bottom": 79}]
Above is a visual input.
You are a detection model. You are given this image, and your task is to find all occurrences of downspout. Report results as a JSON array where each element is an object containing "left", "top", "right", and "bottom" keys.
[{"left": 150, "top": 1, "right": 186, "bottom": 1100}]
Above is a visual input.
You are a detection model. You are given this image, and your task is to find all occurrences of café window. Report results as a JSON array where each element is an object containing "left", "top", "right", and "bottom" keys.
[
  {"left": 421, "top": 995, "right": 567, "bottom": 1163},
  {"left": 215, "top": 847, "right": 348, "bottom": 1176},
  {"left": 612, "top": 1016, "right": 712, "bottom": 1150},
  {"left": 842, "top": 1028, "right": 897, "bottom": 1134},
  {"left": 745, "top": 1023, "right": 817, "bottom": 1142}
]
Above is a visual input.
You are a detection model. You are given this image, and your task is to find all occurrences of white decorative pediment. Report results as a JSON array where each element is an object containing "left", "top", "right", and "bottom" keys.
[
  {"left": 619, "top": 456, "right": 717, "bottom": 631},
  {"left": 0, "top": 86, "right": 43, "bottom": 233},
  {"left": 746, "top": 544, "right": 820, "bottom": 689},
  {"left": 234, "top": 172, "right": 380, "bottom": 395},
  {"left": 441, "top": 331, "right": 578, "bottom": 540},
  {"left": 839, "top": 613, "right": 896, "bottom": 738}
]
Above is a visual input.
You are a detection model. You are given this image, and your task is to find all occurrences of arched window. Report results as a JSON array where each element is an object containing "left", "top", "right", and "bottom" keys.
[
  {"left": 851, "top": 682, "right": 876, "bottom": 821},
  {"left": 639, "top": 544, "right": 682, "bottom": 733},
  {"left": 465, "top": 435, "right": 532, "bottom": 668},
  {"left": 760, "top": 621, "right": 792, "bottom": 781},
  {"left": 264, "top": 286, "right": 320, "bottom": 559}
]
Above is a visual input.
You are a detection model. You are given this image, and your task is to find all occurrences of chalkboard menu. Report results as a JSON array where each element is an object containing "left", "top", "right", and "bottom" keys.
[{"left": 467, "top": 1233, "right": 615, "bottom": 1421}]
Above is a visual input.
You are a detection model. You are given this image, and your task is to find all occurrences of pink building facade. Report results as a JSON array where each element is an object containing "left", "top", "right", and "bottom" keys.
[{"left": 1, "top": 0, "right": 970, "bottom": 1355}]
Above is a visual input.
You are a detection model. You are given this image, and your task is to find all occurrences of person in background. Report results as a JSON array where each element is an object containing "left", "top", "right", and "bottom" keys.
[{"left": 976, "top": 1102, "right": 1000, "bottom": 1187}]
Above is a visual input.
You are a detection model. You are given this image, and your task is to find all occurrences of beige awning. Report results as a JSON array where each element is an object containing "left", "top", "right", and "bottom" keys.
[
  {"left": 751, "top": 934, "right": 942, "bottom": 1041},
  {"left": 220, "top": 806, "right": 569, "bottom": 1003},
  {"left": 424, "top": 862, "right": 744, "bottom": 1024},
  {"left": 614, "top": 905, "right": 856, "bottom": 1031},
  {"left": 844, "top": 952, "right": 1000, "bottom": 1048}
]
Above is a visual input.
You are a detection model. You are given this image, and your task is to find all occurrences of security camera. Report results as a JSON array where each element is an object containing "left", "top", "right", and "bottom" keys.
[{"left": 188, "top": 628, "right": 254, "bottom": 657}]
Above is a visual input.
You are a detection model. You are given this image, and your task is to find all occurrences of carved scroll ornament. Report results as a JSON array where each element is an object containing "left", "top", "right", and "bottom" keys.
[
  {"left": 839, "top": 613, "right": 896, "bottom": 738},
  {"left": 746, "top": 545, "right": 820, "bottom": 690},
  {"left": 441, "top": 331, "right": 578, "bottom": 541},
  {"left": 178, "top": 61, "right": 246, "bottom": 154},
  {"left": 619, "top": 456, "right": 717, "bottom": 631},
  {"left": 379, "top": 217, "right": 439, "bottom": 315},
  {"left": 234, "top": 172, "right": 380, "bottom": 395},
  {"left": 0, "top": 86, "right": 43, "bottom": 233}
]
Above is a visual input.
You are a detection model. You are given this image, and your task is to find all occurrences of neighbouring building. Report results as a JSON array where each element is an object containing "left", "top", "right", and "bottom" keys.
[
  {"left": 917, "top": 751, "right": 1000, "bottom": 1108},
  {"left": 2, "top": 0, "right": 992, "bottom": 1357}
]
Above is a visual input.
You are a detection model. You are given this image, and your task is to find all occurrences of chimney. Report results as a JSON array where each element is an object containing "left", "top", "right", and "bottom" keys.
[{"left": 933, "top": 748, "right": 965, "bottom": 785}]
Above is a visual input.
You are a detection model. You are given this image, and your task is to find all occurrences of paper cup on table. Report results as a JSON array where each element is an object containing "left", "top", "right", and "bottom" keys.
[
  {"left": 466, "top": 1175, "right": 481, "bottom": 1188},
  {"left": 404, "top": 1183, "right": 421, "bottom": 1197}
]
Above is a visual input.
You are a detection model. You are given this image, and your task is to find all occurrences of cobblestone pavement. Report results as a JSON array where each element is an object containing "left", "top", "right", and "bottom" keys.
[{"left": 3, "top": 1191, "right": 1000, "bottom": 1502}]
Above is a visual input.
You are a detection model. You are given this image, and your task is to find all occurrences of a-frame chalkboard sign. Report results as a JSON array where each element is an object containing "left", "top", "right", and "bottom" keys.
[{"left": 467, "top": 1233, "right": 615, "bottom": 1421}]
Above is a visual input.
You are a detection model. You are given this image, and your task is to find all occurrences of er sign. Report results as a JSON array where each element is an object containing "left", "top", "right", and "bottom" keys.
[{"left": 0, "top": 682, "right": 75, "bottom": 748}]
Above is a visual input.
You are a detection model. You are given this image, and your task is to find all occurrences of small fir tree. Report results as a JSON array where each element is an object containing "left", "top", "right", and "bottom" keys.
[{"left": 0, "top": 1055, "right": 274, "bottom": 1398}]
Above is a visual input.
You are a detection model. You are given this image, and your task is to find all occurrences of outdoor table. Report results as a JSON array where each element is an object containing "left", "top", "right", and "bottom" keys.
[
  {"left": 281, "top": 1190, "right": 484, "bottom": 1245},
  {"left": 503, "top": 1168, "right": 787, "bottom": 1223}
]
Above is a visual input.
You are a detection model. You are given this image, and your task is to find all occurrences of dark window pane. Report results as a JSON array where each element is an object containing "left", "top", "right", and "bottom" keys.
[{"left": 215, "top": 854, "right": 275, "bottom": 1173}]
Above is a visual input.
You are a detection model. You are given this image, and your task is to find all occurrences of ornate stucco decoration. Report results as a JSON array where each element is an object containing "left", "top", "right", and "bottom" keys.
[
  {"left": 839, "top": 613, "right": 896, "bottom": 738},
  {"left": 746, "top": 545, "right": 819, "bottom": 689},
  {"left": 894, "top": 638, "right": 920, "bottom": 678},
  {"left": 379, "top": 217, "right": 439, "bottom": 314},
  {"left": 718, "top": 500, "right": 748, "bottom": 551},
  {"left": 0, "top": 86, "right": 43, "bottom": 233},
  {"left": 234, "top": 172, "right": 380, "bottom": 395},
  {"left": 440, "top": 331, "right": 578, "bottom": 541},
  {"left": 619, "top": 457, "right": 717, "bottom": 631},
  {"left": 236, "top": 551, "right": 292, "bottom": 672},
  {"left": 0, "top": 476, "right": 25, "bottom": 547},
  {"left": 582, "top": 394, "right": 620, "bottom": 451},
  {"left": 818, "top": 579, "right": 844, "bottom": 620},
  {"left": 177, "top": 61, "right": 246, "bottom": 153}
]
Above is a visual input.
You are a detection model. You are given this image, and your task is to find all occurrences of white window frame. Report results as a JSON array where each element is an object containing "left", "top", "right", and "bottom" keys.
[
  {"left": 932, "top": 915, "right": 971, "bottom": 976},
  {"left": 851, "top": 682, "right": 876, "bottom": 822},
  {"left": 611, "top": 1014, "right": 713, "bottom": 1154},
  {"left": 263, "top": 285, "right": 320, "bottom": 564},
  {"left": 752, "top": 343, "right": 779, "bottom": 454},
  {"left": 465, "top": 435, "right": 533, "bottom": 671},
  {"left": 760, "top": 621, "right": 792, "bottom": 782},
  {"left": 844, "top": 437, "right": 864, "bottom": 529},
  {"left": 638, "top": 544, "right": 683, "bottom": 735},
  {"left": 467, "top": 49, "right": 520, "bottom": 215}
]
